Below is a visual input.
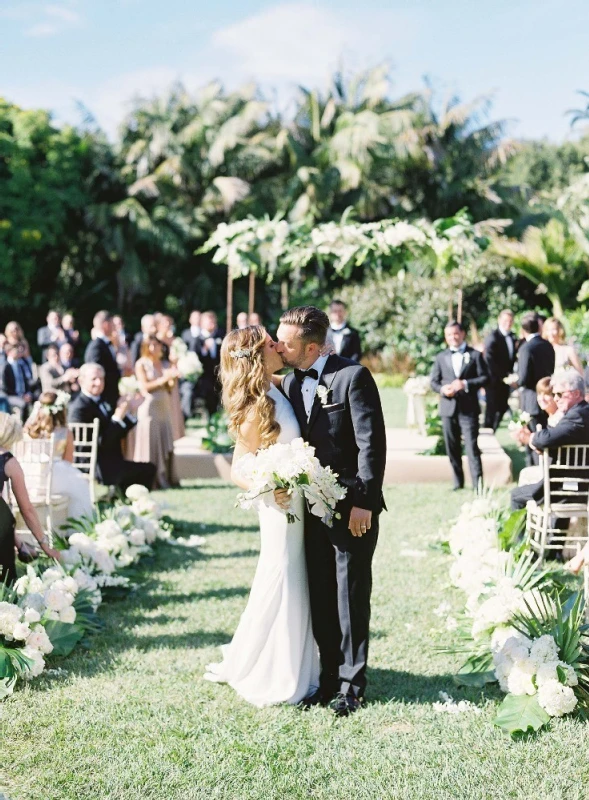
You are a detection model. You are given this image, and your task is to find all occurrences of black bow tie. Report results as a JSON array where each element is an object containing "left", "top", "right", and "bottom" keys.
[{"left": 294, "top": 368, "right": 318, "bottom": 384}]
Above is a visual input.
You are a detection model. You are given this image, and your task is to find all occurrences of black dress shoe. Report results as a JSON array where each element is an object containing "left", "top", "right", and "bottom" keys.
[
  {"left": 329, "top": 692, "right": 363, "bottom": 717},
  {"left": 452, "top": 485, "right": 464, "bottom": 492},
  {"left": 298, "top": 688, "right": 333, "bottom": 709}
]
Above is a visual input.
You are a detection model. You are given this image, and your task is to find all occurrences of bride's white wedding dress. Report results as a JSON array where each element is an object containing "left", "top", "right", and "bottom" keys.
[{"left": 204, "top": 384, "right": 319, "bottom": 707}]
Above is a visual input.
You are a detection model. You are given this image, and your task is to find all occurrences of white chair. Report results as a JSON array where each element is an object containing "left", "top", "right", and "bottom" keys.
[
  {"left": 68, "top": 419, "right": 100, "bottom": 505},
  {"left": 9, "top": 435, "right": 68, "bottom": 547},
  {"left": 526, "top": 444, "right": 589, "bottom": 561}
]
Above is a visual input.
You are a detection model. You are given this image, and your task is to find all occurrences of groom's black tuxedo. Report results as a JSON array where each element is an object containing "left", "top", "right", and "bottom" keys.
[{"left": 283, "top": 354, "right": 387, "bottom": 699}]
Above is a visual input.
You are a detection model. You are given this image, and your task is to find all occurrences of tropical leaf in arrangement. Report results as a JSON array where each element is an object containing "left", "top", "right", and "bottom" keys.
[{"left": 494, "top": 693, "right": 550, "bottom": 736}]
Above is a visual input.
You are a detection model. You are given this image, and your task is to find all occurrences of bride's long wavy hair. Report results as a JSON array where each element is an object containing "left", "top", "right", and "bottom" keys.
[{"left": 220, "top": 326, "right": 280, "bottom": 448}]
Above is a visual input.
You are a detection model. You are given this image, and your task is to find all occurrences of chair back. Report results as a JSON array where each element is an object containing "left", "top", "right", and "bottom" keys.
[
  {"left": 68, "top": 419, "right": 99, "bottom": 503},
  {"left": 12, "top": 435, "right": 55, "bottom": 504},
  {"left": 543, "top": 445, "right": 589, "bottom": 509}
]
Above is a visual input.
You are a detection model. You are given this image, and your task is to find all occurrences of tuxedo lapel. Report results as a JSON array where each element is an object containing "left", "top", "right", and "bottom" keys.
[
  {"left": 307, "top": 356, "right": 339, "bottom": 434},
  {"left": 458, "top": 348, "right": 473, "bottom": 378}
]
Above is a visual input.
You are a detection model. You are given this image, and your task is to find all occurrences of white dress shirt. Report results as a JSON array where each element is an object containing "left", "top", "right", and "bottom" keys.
[
  {"left": 330, "top": 325, "right": 347, "bottom": 355},
  {"left": 300, "top": 354, "right": 329, "bottom": 418}
]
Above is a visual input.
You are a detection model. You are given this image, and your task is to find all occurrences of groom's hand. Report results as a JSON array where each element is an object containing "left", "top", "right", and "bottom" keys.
[{"left": 349, "top": 507, "right": 372, "bottom": 537}]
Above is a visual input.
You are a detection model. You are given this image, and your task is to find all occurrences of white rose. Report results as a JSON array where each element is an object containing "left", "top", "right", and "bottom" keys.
[
  {"left": 12, "top": 622, "right": 31, "bottom": 641},
  {"left": 537, "top": 680, "right": 578, "bottom": 717},
  {"left": 95, "top": 520, "right": 123, "bottom": 539},
  {"left": 26, "top": 626, "right": 54, "bottom": 655},
  {"left": 59, "top": 606, "right": 77, "bottom": 624},
  {"left": 125, "top": 484, "right": 149, "bottom": 501},
  {"left": 24, "top": 608, "right": 41, "bottom": 624},
  {"left": 128, "top": 528, "right": 146, "bottom": 547},
  {"left": 44, "top": 587, "right": 74, "bottom": 613},
  {"left": 22, "top": 646, "right": 46, "bottom": 678}
]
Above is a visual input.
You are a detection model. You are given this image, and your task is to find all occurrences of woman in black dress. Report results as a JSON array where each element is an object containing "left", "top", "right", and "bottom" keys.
[{"left": 0, "top": 412, "right": 61, "bottom": 584}]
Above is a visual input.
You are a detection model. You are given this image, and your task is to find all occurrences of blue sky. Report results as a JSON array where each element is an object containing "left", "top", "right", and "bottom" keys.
[{"left": 1, "top": 0, "right": 588, "bottom": 141}]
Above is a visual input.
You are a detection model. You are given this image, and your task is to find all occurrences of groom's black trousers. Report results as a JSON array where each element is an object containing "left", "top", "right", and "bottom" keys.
[{"left": 305, "top": 514, "right": 379, "bottom": 698}]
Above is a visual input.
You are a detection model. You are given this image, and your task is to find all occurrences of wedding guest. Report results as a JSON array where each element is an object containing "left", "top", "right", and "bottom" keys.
[
  {"left": 0, "top": 412, "right": 61, "bottom": 584},
  {"left": 39, "top": 344, "right": 80, "bottom": 395},
  {"left": 156, "top": 314, "right": 184, "bottom": 438},
  {"left": 326, "top": 299, "right": 362, "bottom": 362},
  {"left": 515, "top": 312, "right": 555, "bottom": 466},
  {"left": 181, "top": 311, "right": 201, "bottom": 348},
  {"left": 196, "top": 311, "right": 223, "bottom": 417},
  {"left": 132, "top": 336, "right": 179, "bottom": 488},
  {"left": 84, "top": 311, "right": 120, "bottom": 409},
  {"left": 130, "top": 314, "right": 157, "bottom": 365},
  {"left": 511, "top": 370, "right": 589, "bottom": 514},
  {"left": 61, "top": 313, "right": 80, "bottom": 352},
  {"left": 68, "top": 363, "right": 156, "bottom": 493},
  {"left": 24, "top": 391, "right": 93, "bottom": 522},
  {"left": 430, "top": 321, "right": 489, "bottom": 492},
  {"left": 236, "top": 312, "right": 248, "bottom": 329},
  {"left": 2, "top": 344, "right": 33, "bottom": 418},
  {"left": 516, "top": 377, "right": 563, "bottom": 487},
  {"left": 542, "top": 317, "right": 583, "bottom": 374},
  {"left": 248, "top": 312, "right": 261, "bottom": 326},
  {"left": 483, "top": 309, "right": 517, "bottom": 430},
  {"left": 37, "top": 310, "right": 67, "bottom": 360},
  {"left": 112, "top": 314, "right": 132, "bottom": 375},
  {"left": 180, "top": 311, "right": 203, "bottom": 419},
  {"left": 59, "top": 342, "right": 80, "bottom": 370},
  {"left": 4, "top": 321, "right": 26, "bottom": 349}
]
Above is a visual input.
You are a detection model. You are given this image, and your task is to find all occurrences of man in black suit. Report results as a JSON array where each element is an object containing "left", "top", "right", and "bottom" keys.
[
  {"left": 84, "top": 311, "right": 120, "bottom": 409},
  {"left": 511, "top": 370, "right": 589, "bottom": 510},
  {"left": 180, "top": 310, "right": 202, "bottom": 418},
  {"left": 1, "top": 344, "right": 33, "bottom": 418},
  {"left": 483, "top": 309, "right": 517, "bottom": 431},
  {"left": 430, "top": 321, "right": 489, "bottom": 491},
  {"left": 195, "top": 311, "right": 223, "bottom": 418},
  {"left": 326, "top": 299, "right": 362, "bottom": 362},
  {"left": 277, "top": 306, "right": 386, "bottom": 716},
  {"left": 516, "top": 312, "right": 555, "bottom": 465},
  {"left": 68, "top": 363, "right": 155, "bottom": 493}
]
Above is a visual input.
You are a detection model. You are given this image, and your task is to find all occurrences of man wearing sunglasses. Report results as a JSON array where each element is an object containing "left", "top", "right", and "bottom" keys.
[{"left": 511, "top": 370, "right": 589, "bottom": 513}]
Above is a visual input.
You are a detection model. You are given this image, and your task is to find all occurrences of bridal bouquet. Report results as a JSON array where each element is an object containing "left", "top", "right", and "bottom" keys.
[
  {"left": 234, "top": 438, "right": 347, "bottom": 527},
  {"left": 507, "top": 410, "right": 531, "bottom": 432},
  {"left": 118, "top": 376, "right": 140, "bottom": 396}
]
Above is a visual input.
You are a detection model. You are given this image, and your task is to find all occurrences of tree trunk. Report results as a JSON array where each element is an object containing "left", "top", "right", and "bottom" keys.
[
  {"left": 248, "top": 270, "right": 255, "bottom": 316},
  {"left": 281, "top": 280, "right": 289, "bottom": 311},
  {"left": 226, "top": 267, "right": 233, "bottom": 335},
  {"left": 457, "top": 288, "right": 463, "bottom": 324},
  {"left": 550, "top": 294, "right": 564, "bottom": 319}
]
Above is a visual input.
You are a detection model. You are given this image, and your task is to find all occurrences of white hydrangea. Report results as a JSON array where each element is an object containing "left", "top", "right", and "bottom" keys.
[
  {"left": 95, "top": 519, "right": 123, "bottom": 539},
  {"left": 536, "top": 660, "right": 578, "bottom": 688},
  {"left": 529, "top": 635, "right": 560, "bottom": 668},
  {"left": 44, "top": 587, "right": 74, "bottom": 613},
  {"left": 21, "top": 645, "right": 46, "bottom": 678},
  {"left": 23, "top": 608, "right": 41, "bottom": 625},
  {"left": 0, "top": 601, "right": 23, "bottom": 637},
  {"left": 26, "top": 625, "right": 53, "bottom": 655},
  {"left": 12, "top": 621, "right": 31, "bottom": 641},
  {"left": 537, "top": 680, "right": 578, "bottom": 717},
  {"left": 59, "top": 606, "right": 77, "bottom": 624},
  {"left": 506, "top": 658, "right": 536, "bottom": 696}
]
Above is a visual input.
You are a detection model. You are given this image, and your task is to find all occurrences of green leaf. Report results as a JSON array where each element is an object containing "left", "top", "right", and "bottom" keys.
[
  {"left": 0, "top": 648, "right": 14, "bottom": 679},
  {"left": 494, "top": 693, "right": 550, "bottom": 736},
  {"left": 43, "top": 621, "right": 84, "bottom": 657},
  {"left": 0, "top": 676, "right": 16, "bottom": 698},
  {"left": 498, "top": 509, "right": 526, "bottom": 551},
  {"left": 454, "top": 670, "right": 496, "bottom": 688}
]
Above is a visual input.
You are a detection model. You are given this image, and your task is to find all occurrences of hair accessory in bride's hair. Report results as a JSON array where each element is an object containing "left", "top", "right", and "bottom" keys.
[{"left": 229, "top": 348, "right": 252, "bottom": 359}]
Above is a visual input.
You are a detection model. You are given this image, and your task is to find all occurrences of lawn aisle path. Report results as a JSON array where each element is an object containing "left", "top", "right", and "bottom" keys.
[{"left": 2, "top": 473, "right": 588, "bottom": 795}]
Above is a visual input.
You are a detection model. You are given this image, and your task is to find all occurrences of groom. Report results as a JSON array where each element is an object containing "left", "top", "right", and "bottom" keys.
[{"left": 276, "top": 306, "right": 387, "bottom": 716}]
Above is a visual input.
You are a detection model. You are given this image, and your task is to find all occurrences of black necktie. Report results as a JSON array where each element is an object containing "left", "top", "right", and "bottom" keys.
[{"left": 294, "top": 368, "right": 318, "bottom": 384}]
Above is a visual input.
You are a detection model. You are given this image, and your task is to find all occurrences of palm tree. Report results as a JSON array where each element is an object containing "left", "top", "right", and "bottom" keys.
[{"left": 492, "top": 219, "right": 587, "bottom": 317}]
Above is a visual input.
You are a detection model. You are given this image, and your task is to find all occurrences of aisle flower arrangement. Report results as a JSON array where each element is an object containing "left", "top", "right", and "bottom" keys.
[
  {"left": 0, "top": 485, "right": 178, "bottom": 698},
  {"left": 441, "top": 496, "right": 586, "bottom": 736}
]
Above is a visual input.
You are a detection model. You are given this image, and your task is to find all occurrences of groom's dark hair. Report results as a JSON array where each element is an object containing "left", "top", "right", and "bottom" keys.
[{"left": 280, "top": 306, "right": 329, "bottom": 345}]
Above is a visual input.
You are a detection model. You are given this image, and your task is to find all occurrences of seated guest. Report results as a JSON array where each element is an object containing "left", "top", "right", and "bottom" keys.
[
  {"left": 516, "top": 377, "right": 563, "bottom": 487},
  {"left": 84, "top": 311, "right": 120, "bottom": 409},
  {"left": 0, "top": 412, "right": 61, "bottom": 584},
  {"left": 2, "top": 344, "right": 33, "bottom": 419},
  {"left": 39, "top": 344, "right": 80, "bottom": 394},
  {"left": 59, "top": 341, "right": 80, "bottom": 371},
  {"left": 326, "top": 299, "right": 362, "bottom": 362},
  {"left": 24, "top": 391, "right": 93, "bottom": 523},
  {"left": 511, "top": 370, "right": 589, "bottom": 511},
  {"left": 37, "top": 310, "right": 67, "bottom": 360},
  {"left": 68, "top": 363, "right": 156, "bottom": 494}
]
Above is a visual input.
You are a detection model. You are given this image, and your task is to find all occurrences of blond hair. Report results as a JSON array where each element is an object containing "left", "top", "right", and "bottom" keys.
[
  {"left": 25, "top": 391, "right": 67, "bottom": 439},
  {"left": 543, "top": 317, "right": 566, "bottom": 344},
  {"left": 0, "top": 412, "right": 23, "bottom": 449},
  {"left": 220, "top": 326, "right": 280, "bottom": 449}
]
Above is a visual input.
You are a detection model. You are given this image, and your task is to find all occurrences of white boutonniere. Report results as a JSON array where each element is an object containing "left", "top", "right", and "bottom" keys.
[
  {"left": 341, "top": 327, "right": 351, "bottom": 336},
  {"left": 463, "top": 352, "right": 470, "bottom": 365},
  {"left": 316, "top": 385, "right": 330, "bottom": 406}
]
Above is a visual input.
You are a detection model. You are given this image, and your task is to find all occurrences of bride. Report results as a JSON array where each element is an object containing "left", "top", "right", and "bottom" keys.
[{"left": 203, "top": 325, "right": 319, "bottom": 706}]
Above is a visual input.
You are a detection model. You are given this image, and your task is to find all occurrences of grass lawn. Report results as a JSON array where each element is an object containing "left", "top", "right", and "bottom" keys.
[{"left": 3, "top": 475, "right": 589, "bottom": 800}]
